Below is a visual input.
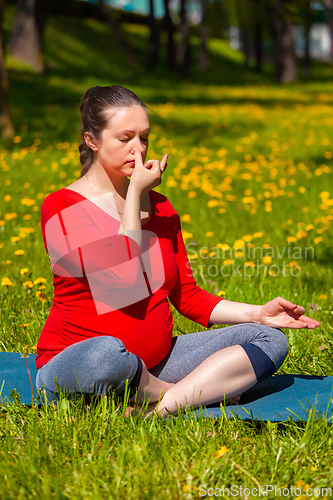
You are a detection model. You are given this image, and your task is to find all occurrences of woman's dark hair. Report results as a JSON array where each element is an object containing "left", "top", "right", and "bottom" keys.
[{"left": 79, "top": 85, "right": 148, "bottom": 177}]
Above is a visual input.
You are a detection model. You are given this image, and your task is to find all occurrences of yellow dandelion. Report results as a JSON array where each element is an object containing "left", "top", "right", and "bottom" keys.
[
  {"left": 201, "top": 248, "right": 209, "bottom": 254},
  {"left": 318, "top": 294, "right": 327, "bottom": 300},
  {"left": 224, "top": 259, "right": 233, "bottom": 265},
  {"left": 4, "top": 213, "right": 17, "bottom": 221},
  {"left": 23, "top": 281, "right": 34, "bottom": 288},
  {"left": 268, "top": 270, "right": 276, "bottom": 276},
  {"left": 0, "top": 220, "right": 5, "bottom": 226},
  {"left": 1, "top": 277, "right": 14, "bottom": 286},
  {"left": 217, "top": 243, "right": 230, "bottom": 251},
  {"left": 4, "top": 194, "right": 11, "bottom": 201},
  {"left": 182, "top": 485, "right": 190, "bottom": 492},
  {"left": 320, "top": 191, "right": 330, "bottom": 199},
  {"left": 214, "top": 446, "right": 228, "bottom": 460},
  {"left": 287, "top": 236, "right": 297, "bottom": 243},
  {"left": 21, "top": 323, "right": 30, "bottom": 327},
  {"left": 188, "top": 254, "right": 198, "bottom": 260},
  {"left": 233, "top": 239, "right": 244, "bottom": 250},
  {"left": 217, "top": 291, "right": 226, "bottom": 296},
  {"left": 181, "top": 214, "right": 191, "bottom": 223},
  {"left": 20, "top": 268, "right": 29, "bottom": 275},
  {"left": 13, "top": 135, "right": 21, "bottom": 143},
  {"left": 314, "top": 237, "right": 322, "bottom": 244},
  {"left": 34, "top": 277, "right": 47, "bottom": 284},
  {"left": 296, "top": 230, "right": 307, "bottom": 239},
  {"left": 263, "top": 256, "right": 272, "bottom": 265},
  {"left": 243, "top": 235, "right": 253, "bottom": 242},
  {"left": 36, "top": 291, "right": 48, "bottom": 302},
  {"left": 14, "top": 250, "right": 24, "bottom": 255},
  {"left": 23, "top": 214, "right": 32, "bottom": 220},
  {"left": 289, "top": 261, "right": 298, "bottom": 267},
  {"left": 6, "top": 260, "right": 12, "bottom": 265},
  {"left": 253, "top": 232, "right": 264, "bottom": 238},
  {"left": 245, "top": 261, "right": 255, "bottom": 267},
  {"left": 11, "top": 236, "right": 20, "bottom": 242},
  {"left": 305, "top": 224, "right": 314, "bottom": 231},
  {"left": 262, "top": 244, "right": 270, "bottom": 249},
  {"left": 206, "top": 231, "right": 214, "bottom": 237},
  {"left": 235, "top": 251, "right": 243, "bottom": 258},
  {"left": 187, "top": 191, "right": 196, "bottom": 198}
]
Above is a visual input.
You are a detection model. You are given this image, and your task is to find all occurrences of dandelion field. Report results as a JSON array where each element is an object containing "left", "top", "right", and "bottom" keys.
[{"left": 1, "top": 9, "right": 333, "bottom": 499}]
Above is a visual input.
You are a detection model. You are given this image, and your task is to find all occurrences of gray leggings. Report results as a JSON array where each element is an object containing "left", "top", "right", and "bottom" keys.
[{"left": 36, "top": 323, "right": 289, "bottom": 402}]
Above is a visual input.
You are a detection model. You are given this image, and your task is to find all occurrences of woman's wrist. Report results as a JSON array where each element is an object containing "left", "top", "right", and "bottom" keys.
[{"left": 249, "top": 305, "right": 263, "bottom": 325}]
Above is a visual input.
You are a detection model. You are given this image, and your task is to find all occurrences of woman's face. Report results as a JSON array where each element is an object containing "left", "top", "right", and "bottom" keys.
[{"left": 93, "top": 105, "right": 150, "bottom": 177}]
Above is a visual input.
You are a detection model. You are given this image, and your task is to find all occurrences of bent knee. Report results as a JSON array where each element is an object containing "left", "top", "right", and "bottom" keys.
[{"left": 260, "top": 325, "right": 289, "bottom": 370}]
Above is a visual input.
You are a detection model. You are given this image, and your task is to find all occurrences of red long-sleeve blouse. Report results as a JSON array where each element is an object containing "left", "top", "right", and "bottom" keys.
[{"left": 36, "top": 188, "right": 223, "bottom": 370}]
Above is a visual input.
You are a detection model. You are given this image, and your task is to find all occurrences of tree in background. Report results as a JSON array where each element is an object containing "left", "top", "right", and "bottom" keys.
[
  {"left": 253, "top": 0, "right": 264, "bottom": 72},
  {"left": 177, "top": 0, "right": 191, "bottom": 77},
  {"left": 98, "top": 0, "right": 137, "bottom": 64},
  {"left": 9, "top": 0, "right": 45, "bottom": 73},
  {"left": 163, "top": 0, "right": 176, "bottom": 70},
  {"left": 272, "top": 0, "right": 297, "bottom": 83},
  {"left": 321, "top": 0, "right": 333, "bottom": 58},
  {"left": 234, "top": 0, "right": 251, "bottom": 66},
  {"left": 199, "top": 0, "right": 209, "bottom": 69},
  {"left": 0, "top": 0, "right": 14, "bottom": 138},
  {"left": 147, "top": 0, "right": 160, "bottom": 69}
]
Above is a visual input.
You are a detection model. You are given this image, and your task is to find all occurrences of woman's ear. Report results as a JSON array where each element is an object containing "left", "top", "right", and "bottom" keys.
[{"left": 84, "top": 132, "right": 98, "bottom": 152}]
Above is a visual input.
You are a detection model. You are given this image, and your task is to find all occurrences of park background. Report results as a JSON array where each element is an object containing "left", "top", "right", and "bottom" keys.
[{"left": 0, "top": 0, "right": 333, "bottom": 498}]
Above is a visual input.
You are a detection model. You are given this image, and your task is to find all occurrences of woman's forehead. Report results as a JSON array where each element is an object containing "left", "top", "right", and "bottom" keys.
[{"left": 104, "top": 106, "right": 150, "bottom": 131}]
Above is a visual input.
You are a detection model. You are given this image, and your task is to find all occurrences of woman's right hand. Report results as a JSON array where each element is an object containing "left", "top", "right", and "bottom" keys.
[{"left": 129, "top": 149, "right": 168, "bottom": 197}]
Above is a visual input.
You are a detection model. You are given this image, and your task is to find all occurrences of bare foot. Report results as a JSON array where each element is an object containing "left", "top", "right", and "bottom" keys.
[{"left": 225, "top": 394, "right": 242, "bottom": 405}]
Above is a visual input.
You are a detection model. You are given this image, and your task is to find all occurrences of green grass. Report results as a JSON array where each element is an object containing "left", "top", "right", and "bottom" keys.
[{"left": 0, "top": 6, "right": 333, "bottom": 499}]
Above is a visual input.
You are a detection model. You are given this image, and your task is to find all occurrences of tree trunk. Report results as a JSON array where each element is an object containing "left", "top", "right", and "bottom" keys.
[
  {"left": 253, "top": 0, "right": 262, "bottom": 72},
  {"left": 163, "top": 0, "right": 176, "bottom": 70},
  {"left": 273, "top": 0, "right": 297, "bottom": 83},
  {"left": 254, "top": 22, "right": 262, "bottom": 72},
  {"left": 241, "top": 28, "right": 250, "bottom": 66},
  {"left": 9, "top": 0, "right": 44, "bottom": 73},
  {"left": 304, "top": 24, "right": 311, "bottom": 77},
  {"left": 199, "top": 0, "right": 209, "bottom": 69},
  {"left": 177, "top": 0, "right": 190, "bottom": 78},
  {"left": 0, "top": 0, "right": 14, "bottom": 138},
  {"left": 147, "top": 0, "right": 159, "bottom": 69},
  {"left": 98, "top": 0, "right": 137, "bottom": 65},
  {"left": 322, "top": 0, "right": 333, "bottom": 58}
]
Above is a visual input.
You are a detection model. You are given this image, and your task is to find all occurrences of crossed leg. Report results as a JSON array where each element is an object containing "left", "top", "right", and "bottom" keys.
[{"left": 131, "top": 323, "right": 289, "bottom": 416}]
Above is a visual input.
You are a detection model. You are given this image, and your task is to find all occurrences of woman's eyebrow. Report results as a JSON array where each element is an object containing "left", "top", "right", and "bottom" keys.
[{"left": 118, "top": 128, "right": 150, "bottom": 134}]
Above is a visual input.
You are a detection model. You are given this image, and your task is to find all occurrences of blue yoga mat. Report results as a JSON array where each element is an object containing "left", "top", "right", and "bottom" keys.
[{"left": 1, "top": 352, "right": 333, "bottom": 421}]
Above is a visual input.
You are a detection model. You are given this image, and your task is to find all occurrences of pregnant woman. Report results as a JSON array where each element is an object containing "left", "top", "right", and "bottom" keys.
[{"left": 35, "top": 85, "right": 320, "bottom": 416}]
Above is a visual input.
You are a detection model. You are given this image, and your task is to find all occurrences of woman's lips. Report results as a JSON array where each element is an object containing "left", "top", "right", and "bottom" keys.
[{"left": 126, "top": 161, "right": 135, "bottom": 166}]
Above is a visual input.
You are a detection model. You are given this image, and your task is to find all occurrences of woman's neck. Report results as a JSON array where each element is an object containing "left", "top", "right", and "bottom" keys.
[{"left": 86, "top": 163, "right": 130, "bottom": 200}]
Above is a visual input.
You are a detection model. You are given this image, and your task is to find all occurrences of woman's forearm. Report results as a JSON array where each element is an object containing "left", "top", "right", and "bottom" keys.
[
  {"left": 118, "top": 185, "right": 143, "bottom": 248},
  {"left": 209, "top": 299, "right": 263, "bottom": 326}
]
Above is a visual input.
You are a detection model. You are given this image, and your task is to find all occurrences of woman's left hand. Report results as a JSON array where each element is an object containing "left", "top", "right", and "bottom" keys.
[{"left": 259, "top": 297, "right": 321, "bottom": 329}]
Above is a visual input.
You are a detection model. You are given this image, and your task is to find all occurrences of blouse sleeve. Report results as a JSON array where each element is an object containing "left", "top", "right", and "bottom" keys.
[{"left": 167, "top": 212, "right": 223, "bottom": 328}]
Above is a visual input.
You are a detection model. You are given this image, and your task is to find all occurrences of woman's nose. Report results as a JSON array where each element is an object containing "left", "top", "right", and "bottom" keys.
[{"left": 131, "top": 138, "right": 145, "bottom": 153}]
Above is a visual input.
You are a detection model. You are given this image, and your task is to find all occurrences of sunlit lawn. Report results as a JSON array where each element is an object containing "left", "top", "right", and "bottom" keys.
[{"left": 0, "top": 8, "right": 333, "bottom": 499}]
